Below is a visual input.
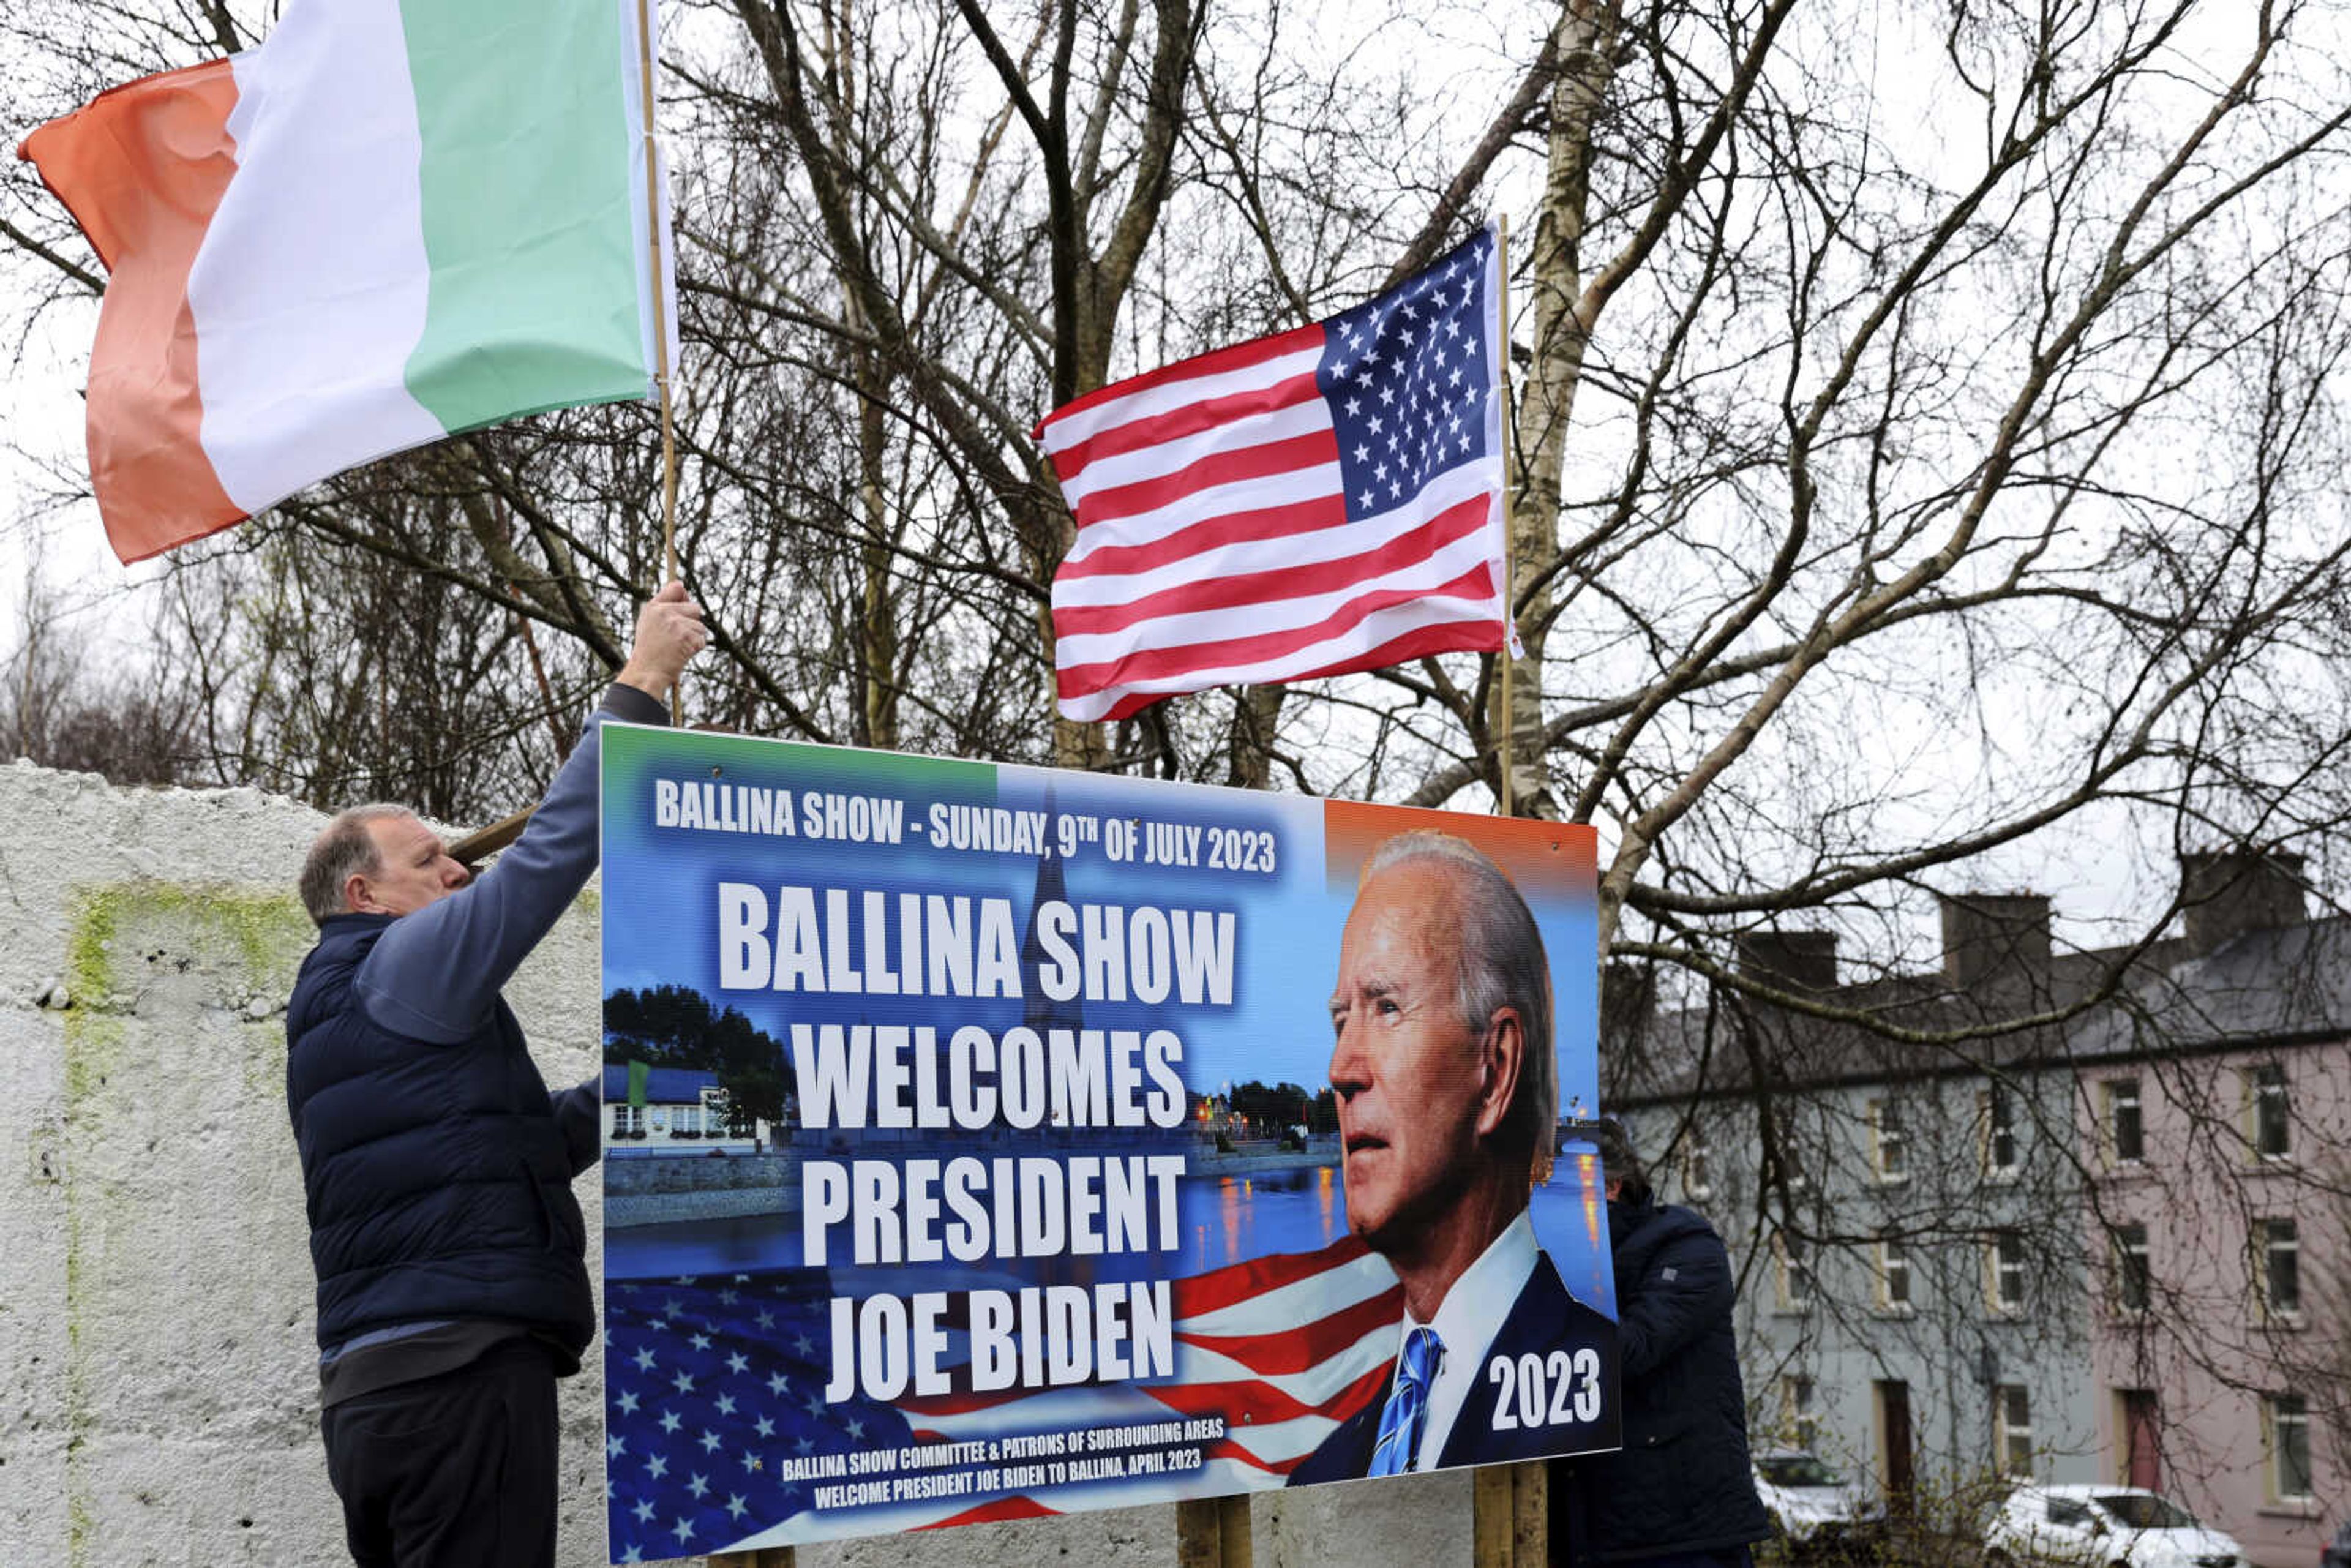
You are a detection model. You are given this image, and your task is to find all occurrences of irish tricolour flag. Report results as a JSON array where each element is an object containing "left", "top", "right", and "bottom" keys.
[{"left": 20, "top": 0, "right": 673, "bottom": 564}]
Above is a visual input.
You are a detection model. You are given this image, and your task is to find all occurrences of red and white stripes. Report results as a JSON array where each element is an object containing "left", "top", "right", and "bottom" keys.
[{"left": 1039, "top": 234, "right": 1510, "bottom": 723}]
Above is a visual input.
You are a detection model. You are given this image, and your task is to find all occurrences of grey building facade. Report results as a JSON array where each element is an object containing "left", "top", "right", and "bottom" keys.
[{"left": 1600, "top": 853, "right": 2346, "bottom": 1559}]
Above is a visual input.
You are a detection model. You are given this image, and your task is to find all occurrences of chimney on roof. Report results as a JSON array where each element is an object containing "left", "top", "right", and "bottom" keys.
[
  {"left": 2180, "top": 850, "right": 2307, "bottom": 956},
  {"left": 1735, "top": 929, "right": 1839, "bottom": 991},
  {"left": 1939, "top": 893, "right": 2052, "bottom": 994}
]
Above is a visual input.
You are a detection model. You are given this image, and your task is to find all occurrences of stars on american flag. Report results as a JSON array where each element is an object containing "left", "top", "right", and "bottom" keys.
[
  {"left": 1317, "top": 234, "right": 1494, "bottom": 523},
  {"left": 604, "top": 1270, "right": 910, "bottom": 1563}
]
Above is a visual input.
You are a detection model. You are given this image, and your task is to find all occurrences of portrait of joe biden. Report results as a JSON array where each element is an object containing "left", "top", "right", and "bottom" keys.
[{"left": 1288, "top": 830, "right": 1616, "bottom": 1484}]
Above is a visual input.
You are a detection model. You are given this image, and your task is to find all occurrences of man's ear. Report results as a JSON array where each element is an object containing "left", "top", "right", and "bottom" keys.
[
  {"left": 342, "top": 871, "right": 375, "bottom": 915},
  {"left": 1473, "top": 1007, "right": 1525, "bottom": 1141}
]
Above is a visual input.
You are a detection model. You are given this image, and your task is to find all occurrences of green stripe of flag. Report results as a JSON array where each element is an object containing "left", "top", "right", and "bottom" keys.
[{"left": 399, "top": 0, "right": 648, "bottom": 432}]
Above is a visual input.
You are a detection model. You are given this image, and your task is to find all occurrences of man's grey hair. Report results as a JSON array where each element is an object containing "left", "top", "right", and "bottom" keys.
[
  {"left": 1361, "top": 830, "right": 1556, "bottom": 1174},
  {"left": 1592, "top": 1117, "right": 1652, "bottom": 1207},
  {"left": 298, "top": 805, "right": 414, "bottom": 925}
]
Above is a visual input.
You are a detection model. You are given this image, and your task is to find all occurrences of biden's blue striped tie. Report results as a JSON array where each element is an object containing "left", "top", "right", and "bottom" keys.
[{"left": 1367, "top": 1326, "right": 1443, "bottom": 1476}]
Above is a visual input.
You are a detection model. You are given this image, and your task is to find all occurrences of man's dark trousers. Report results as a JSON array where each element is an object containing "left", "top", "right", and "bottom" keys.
[{"left": 321, "top": 1340, "right": 559, "bottom": 1568}]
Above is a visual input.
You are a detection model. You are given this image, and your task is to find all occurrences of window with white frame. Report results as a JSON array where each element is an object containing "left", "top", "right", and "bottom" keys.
[
  {"left": 2248, "top": 1063, "right": 2291, "bottom": 1160},
  {"left": 612, "top": 1102, "right": 643, "bottom": 1137},
  {"left": 1780, "top": 1374, "right": 1820, "bottom": 1450},
  {"left": 1982, "top": 1084, "right": 2019, "bottom": 1178},
  {"left": 2267, "top": 1393, "right": 2314, "bottom": 1502},
  {"left": 1773, "top": 1232, "right": 1813, "bottom": 1311},
  {"left": 1682, "top": 1142, "right": 1714, "bottom": 1201},
  {"left": 1876, "top": 1235, "right": 1911, "bottom": 1311},
  {"left": 2105, "top": 1079, "right": 2144, "bottom": 1166},
  {"left": 2112, "top": 1222, "right": 2151, "bottom": 1314},
  {"left": 1871, "top": 1100, "right": 1908, "bottom": 1182},
  {"left": 1985, "top": 1231, "right": 2026, "bottom": 1315},
  {"left": 1993, "top": 1384, "right": 2032, "bottom": 1476},
  {"left": 2256, "top": 1218, "right": 2301, "bottom": 1320}
]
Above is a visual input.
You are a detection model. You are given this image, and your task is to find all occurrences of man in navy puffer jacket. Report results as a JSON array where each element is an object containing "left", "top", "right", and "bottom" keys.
[
  {"left": 1558, "top": 1119, "right": 1772, "bottom": 1566},
  {"left": 286, "top": 582, "right": 703, "bottom": 1568}
]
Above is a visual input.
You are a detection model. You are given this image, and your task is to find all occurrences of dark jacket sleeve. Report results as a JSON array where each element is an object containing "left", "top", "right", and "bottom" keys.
[
  {"left": 550, "top": 1078, "right": 602, "bottom": 1176},
  {"left": 354, "top": 683, "right": 667, "bottom": 1043},
  {"left": 1616, "top": 1223, "right": 1735, "bottom": 1379}
]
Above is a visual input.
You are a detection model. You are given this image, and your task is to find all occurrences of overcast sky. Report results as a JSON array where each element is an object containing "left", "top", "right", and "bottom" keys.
[{"left": 2, "top": 0, "right": 2330, "bottom": 964}]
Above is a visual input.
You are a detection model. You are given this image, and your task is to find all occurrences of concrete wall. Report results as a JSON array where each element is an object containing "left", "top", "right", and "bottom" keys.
[{"left": 0, "top": 760, "right": 1472, "bottom": 1568}]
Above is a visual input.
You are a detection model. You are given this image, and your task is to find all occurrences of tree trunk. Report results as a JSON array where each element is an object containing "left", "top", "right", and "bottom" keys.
[
  {"left": 1503, "top": 0, "right": 1624, "bottom": 819},
  {"left": 1225, "top": 684, "right": 1285, "bottom": 789}
]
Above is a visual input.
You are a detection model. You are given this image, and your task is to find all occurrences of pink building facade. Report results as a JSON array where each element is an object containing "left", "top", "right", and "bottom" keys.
[{"left": 2077, "top": 1016, "right": 2351, "bottom": 1563}]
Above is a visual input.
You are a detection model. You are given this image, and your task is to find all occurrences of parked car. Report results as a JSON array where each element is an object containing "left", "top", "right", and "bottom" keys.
[
  {"left": 1752, "top": 1449, "right": 1886, "bottom": 1548},
  {"left": 2320, "top": 1518, "right": 2351, "bottom": 1568},
  {"left": 1984, "top": 1482, "right": 2244, "bottom": 1568}
]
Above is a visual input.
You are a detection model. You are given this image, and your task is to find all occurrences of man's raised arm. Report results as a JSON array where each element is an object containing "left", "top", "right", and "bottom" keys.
[{"left": 354, "top": 582, "right": 706, "bottom": 1043}]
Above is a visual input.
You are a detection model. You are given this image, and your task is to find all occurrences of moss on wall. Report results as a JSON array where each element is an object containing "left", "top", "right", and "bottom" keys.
[{"left": 59, "top": 882, "right": 312, "bottom": 1568}]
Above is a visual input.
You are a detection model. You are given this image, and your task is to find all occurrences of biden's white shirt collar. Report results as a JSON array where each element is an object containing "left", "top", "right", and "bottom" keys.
[{"left": 1390, "top": 1208, "right": 1539, "bottom": 1471}]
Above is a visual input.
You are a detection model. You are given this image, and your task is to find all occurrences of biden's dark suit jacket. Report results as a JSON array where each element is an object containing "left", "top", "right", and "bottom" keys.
[{"left": 1286, "top": 1247, "right": 1619, "bottom": 1484}]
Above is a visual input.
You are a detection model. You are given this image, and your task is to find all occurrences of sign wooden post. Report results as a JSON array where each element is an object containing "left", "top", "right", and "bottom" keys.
[
  {"left": 1471, "top": 1461, "right": 1547, "bottom": 1567},
  {"left": 1513, "top": 1459, "right": 1548, "bottom": 1563},
  {"left": 1175, "top": 1493, "right": 1252, "bottom": 1568},
  {"left": 1469, "top": 209, "right": 1553, "bottom": 1568}
]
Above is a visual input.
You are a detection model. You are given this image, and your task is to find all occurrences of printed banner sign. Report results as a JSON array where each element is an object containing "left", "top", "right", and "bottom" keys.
[{"left": 598, "top": 726, "right": 1618, "bottom": 1559}]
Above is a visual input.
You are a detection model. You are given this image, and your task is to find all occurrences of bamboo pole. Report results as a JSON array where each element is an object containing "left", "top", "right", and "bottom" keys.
[
  {"left": 1495, "top": 213, "right": 1518, "bottom": 819},
  {"left": 632, "top": 0, "right": 683, "bottom": 725}
]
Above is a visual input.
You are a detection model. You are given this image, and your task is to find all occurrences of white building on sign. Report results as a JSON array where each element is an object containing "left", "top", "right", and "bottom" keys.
[{"left": 599, "top": 1065, "right": 767, "bottom": 1154}]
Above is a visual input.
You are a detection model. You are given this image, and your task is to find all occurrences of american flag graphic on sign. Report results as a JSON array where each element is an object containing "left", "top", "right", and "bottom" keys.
[
  {"left": 604, "top": 1237, "right": 1400, "bottom": 1558},
  {"left": 1040, "top": 225, "right": 1511, "bottom": 722}
]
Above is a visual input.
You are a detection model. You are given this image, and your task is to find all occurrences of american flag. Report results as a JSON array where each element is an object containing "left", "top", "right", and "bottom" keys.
[
  {"left": 602, "top": 1236, "right": 1401, "bottom": 1558},
  {"left": 1040, "top": 226, "right": 1512, "bottom": 722},
  {"left": 601, "top": 1270, "right": 914, "bottom": 1562}
]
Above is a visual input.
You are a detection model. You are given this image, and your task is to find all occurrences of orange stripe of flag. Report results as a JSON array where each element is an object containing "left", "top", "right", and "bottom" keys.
[{"left": 19, "top": 61, "right": 247, "bottom": 563}]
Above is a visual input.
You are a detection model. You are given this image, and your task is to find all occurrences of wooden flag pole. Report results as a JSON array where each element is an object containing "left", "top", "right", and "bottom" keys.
[
  {"left": 1495, "top": 213, "right": 1518, "bottom": 820},
  {"left": 455, "top": 10, "right": 678, "bottom": 870},
  {"left": 449, "top": 807, "right": 533, "bottom": 869},
  {"left": 633, "top": 0, "right": 683, "bottom": 726}
]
